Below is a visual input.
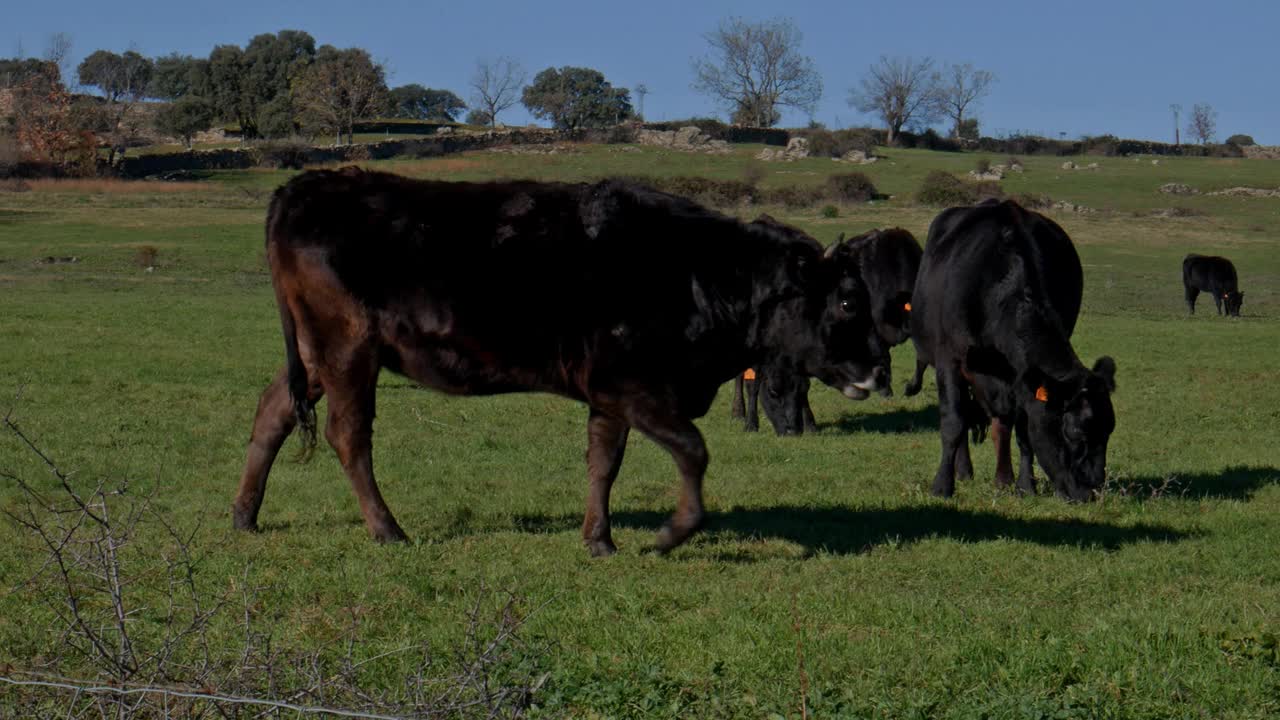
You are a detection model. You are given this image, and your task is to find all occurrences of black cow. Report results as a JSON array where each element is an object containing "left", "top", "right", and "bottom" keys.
[
  {"left": 735, "top": 227, "right": 919, "bottom": 435},
  {"left": 909, "top": 199, "right": 1117, "bottom": 501},
  {"left": 1183, "top": 254, "right": 1243, "bottom": 316},
  {"left": 233, "top": 169, "right": 889, "bottom": 556}
]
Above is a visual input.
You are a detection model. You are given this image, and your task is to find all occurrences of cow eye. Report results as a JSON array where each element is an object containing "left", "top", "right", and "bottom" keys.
[{"left": 840, "top": 299, "right": 855, "bottom": 313}]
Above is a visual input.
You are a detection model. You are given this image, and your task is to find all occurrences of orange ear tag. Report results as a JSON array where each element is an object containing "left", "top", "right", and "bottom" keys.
[
  {"left": 743, "top": 368, "right": 756, "bottom": 381},
  {"left": 904, "top": 302, "right": 912, "bottom": 312},
  {"left": 1035, "top": 386, "right": 1049, "bottom": 402}
]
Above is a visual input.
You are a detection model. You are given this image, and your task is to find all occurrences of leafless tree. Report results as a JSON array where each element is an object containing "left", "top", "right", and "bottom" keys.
[
  {"left": 1170, "top": 103, "right": 1182, "bottom": 145},
  {"left": 470, "top": 57, "right": 525, "bottom": 128},
  {"left": 1187, "top": 103, "right": 1216, "bottom": 145},
  {"left": 691, "top": 17, "right": 822, "bottom": 128},
  {"left": 42, "top": 32, "right": 74, "bottom": 88},
  {"left": 849, "top": 56, "right": 939, "bottom": 146},
  {"left": 634, "top": 82, "right": 649, "bottom": 120},
  {"left": 934, "top": 63, "right": 994, "bottom": 139},
  {"left": 293, "top": 46, "right": 389, "bottom": 145}
]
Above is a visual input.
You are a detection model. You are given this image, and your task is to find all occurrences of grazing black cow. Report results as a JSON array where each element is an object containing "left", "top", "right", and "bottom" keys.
[
  {"left": 903, "top": 203, "right": 1085, "bottom": 492},
  {"left": 909, "top": 199, "right": 1117, "bottom": 501},
  {"left": 735, "top": 227, "right": 919, "bottom": 435},
  {"left": 1183, "top": 254, "right": 1243, "bottom": 316},
  {"left": 233, "top": 169, "right": 889, "bottom": 556}
]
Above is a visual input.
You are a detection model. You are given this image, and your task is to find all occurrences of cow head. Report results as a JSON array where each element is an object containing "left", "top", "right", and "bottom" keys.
[
  {"left": 759, "top": 370, "right": 810, "bottom": 435},
  {"left": 1224, "top": 290, "right": 1244, "bottom": 316},
  {"left": 748, "top": 217, "right": 890, "bottom": 400},
  {"left": 1021, "top": 357, "right": 1118, "bottom": 501}
]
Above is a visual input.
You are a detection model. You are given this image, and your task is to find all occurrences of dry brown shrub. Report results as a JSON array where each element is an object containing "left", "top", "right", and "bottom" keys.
[{"left": 134, "top": 245, "right": 159, "bottom": 268}]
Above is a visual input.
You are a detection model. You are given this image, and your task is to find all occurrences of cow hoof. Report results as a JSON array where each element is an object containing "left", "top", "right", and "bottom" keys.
[
  {"left": 878, "top": 385, "right": 894, "bottom": 398},
  {"left": 585, "top": 538, "right": 617, "bottom": 557},
  {"left": 744, "top": 424, "right": 759, "bottom": 433},
  {"left": 930, "top": 479, "right": 956, "bottom": 498},
  {"left": 372, "top": 524, "right": 410, "bottom": 544},
  {"left": 231, "top": 506, "right": 259, "bottom": 533},
  {"left": 994, "top": 472, "right": 1014, "bottom": 489},
  {"left": 653, "top": 514, "right": 704, "bottom": 555},
  {"left": 903, "top": 381, "right": 921, "bottom": 397}
]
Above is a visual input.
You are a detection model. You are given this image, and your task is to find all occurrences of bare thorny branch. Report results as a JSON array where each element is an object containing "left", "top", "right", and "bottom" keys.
[{"left": 1, "top": 396, "right": 552, "bottom": 718}]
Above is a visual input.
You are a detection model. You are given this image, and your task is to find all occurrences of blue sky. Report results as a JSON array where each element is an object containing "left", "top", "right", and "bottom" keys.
[{"left": 8, "top": 0, "right": 1277, "bottom": 143}]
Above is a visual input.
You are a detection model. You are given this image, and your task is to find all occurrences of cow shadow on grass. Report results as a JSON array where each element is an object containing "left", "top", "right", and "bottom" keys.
[
  {"left": 514, "top": 503, "right": 1192, "bottom": 557},
  {"left": 820, "top": 404, "right": 939, "bottom": 435},
  {"left": 1109, "top": 465, "right": 1280, "bottom": 502}
]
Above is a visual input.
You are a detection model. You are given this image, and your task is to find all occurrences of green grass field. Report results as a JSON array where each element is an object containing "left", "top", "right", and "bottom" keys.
[{"left": 2, "top": 143, "right": 1279, "bottom": 718}]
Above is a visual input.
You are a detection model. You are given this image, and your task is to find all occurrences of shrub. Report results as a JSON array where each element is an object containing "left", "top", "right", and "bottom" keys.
[
  {"left": 820, "top": 204, "right": 839, "bottom": 218},
  {"left": 648, "top": 176, "right": 759, "bottom": 207},
  {"left": 826, "top": 172, "right": 878, "bottom": 202},
  {"left": 975, "top": 157, "right": 992, "bottom": 174},
  {"left": 134, "top": 245, "right": 158, "bottom": 268},
  {"left": 740, "top": 162, "right": 766, "bottom": 187},
  {"left": 1226, "top": 134, "right": 1255, "bottom": 147},
  {"left": 797, "top": 128, "right": 878, "bottom": 158},
  {"left": 1010, "top": 191, "right": 1053, "bottom": 209},
  {"left": 766, "top": 184, "right": 826, "bottom": 209},
  {"left": 916, "top": 170, "right": 1002, "bottom": 206}
]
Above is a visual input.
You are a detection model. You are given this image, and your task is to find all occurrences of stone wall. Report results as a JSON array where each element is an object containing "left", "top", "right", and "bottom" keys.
[{"left": 114, "top": 128, "right": 586, "bottom": 178}]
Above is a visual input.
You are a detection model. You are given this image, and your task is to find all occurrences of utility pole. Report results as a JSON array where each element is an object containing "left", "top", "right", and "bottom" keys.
[
  {"left": 635, "top": 83, "right": 649, "bottom": 121},
  {"left": 1170, "top": 104, "right": 1182, "bottom": 146}
]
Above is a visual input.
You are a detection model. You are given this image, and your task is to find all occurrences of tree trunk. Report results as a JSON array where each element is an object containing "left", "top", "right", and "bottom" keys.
[{"left": 886, "top": 125, "right": 896, "bottom": 147}]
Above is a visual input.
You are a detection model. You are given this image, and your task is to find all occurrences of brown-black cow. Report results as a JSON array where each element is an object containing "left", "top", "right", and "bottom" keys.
[{"left": 233, "top": 169, "right": 888, "bottom": 555}]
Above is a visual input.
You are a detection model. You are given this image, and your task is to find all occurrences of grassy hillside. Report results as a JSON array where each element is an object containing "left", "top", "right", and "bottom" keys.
[{"left": 1, "top": 144, "right": 1278, "bottom": 718}]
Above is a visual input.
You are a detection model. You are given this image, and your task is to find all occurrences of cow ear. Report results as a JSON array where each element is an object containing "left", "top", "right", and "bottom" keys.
[
  {"left": 1092, "top": 356, "right": 1117, "bottom": 392},
  {"left": 965, "top": 346, "right": 1015, "bottom": 381},
  {"left": 1019, "top": 367, "right": 1056, "bottom": 404}
]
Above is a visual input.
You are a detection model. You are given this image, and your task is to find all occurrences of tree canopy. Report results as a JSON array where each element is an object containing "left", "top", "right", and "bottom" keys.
[
  {"left": 521, "top": 66, "right": 633, "bottom": 130},
  {"left": 389, "top": 84, "right": 466, "bottom": 122}
]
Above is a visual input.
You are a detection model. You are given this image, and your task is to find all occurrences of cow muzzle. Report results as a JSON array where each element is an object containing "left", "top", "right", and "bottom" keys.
[{"left": 842, "top": 365, "right": 889, "bottom": 400}]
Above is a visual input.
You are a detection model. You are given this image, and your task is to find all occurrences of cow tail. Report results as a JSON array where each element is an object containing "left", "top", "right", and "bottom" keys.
[{"left": 279, "top": 297, "right": 318, "bottom": 463}]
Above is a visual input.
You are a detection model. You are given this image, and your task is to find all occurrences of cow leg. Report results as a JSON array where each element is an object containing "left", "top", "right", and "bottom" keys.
[
  {"left": 903, "top": 357, "right": 928, "bottom": 397},
  {"left": 1014, "top": 414, "right": 1036, "bottom": 495},
  {"left": 730, "top": 375, "right": 745, "bottom": 419},
  {"left": 954, "top": 441, "right": 974, "bottom": 482},
  {"left": 992, "top": 417, "right": 1014, "bottom": 489},
  {"left": 1213, "top": 294, "right": 1223, "bottom": 315},
  {"left": 628, "top": 415, "right": 708, "bottom": 554},
  {"left": 233, "top": 368, "right": 316, "bottom": 532},
  {"left": 1184, "top": 286, "right": 1198, "bottom": 314},
  {"left": 323, "top": 361, "right": 407, "bottom": 543},
  {"left": 744, "top": 377, "right": 760, "bottom": 432},
  {"left": 801, "top": 387, "right": 818, "bottom": 434},
  {"left": 581, "top": 410, "right": 629, "bottom": 557},
  {"left": 930, "top": 367, "right": 968, "bottom": 498}
]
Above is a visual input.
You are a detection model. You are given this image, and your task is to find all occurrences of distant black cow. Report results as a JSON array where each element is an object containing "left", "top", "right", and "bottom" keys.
[
  {"left": 734, "top": 226, "right": 919, "bottom": 435},
  {"left": 1183, "top": 254, "right": 1243, "bottom": 316},
  {"left": 233, "top": 169, "right": 889, "bottom": 556},
  {"left": 909, "top": 199, "right": 1117, "bottom": 501}
]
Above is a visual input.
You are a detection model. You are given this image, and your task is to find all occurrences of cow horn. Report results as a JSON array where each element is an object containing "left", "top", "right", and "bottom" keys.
[{"left": 824, "top": 241, "right": 838, "bottom": 259}]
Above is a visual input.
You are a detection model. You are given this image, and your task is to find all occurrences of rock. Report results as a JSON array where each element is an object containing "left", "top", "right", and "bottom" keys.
[
  {"left": 1159, "top": 182, "right": 1200, "bottom": 195},
  {"left": 969, "top": 167, "right": 1004, "bottom": 181},
  {"left": 1061, "top": 161, "right": 1077, "bottom": 170},
  {"left": 838, "top": 149, "right": 877, "bottom": 164},
  {"left": 673, "top": 126, "right": 703, "bottom": 147},
  {"left": 756, "top": 148, "right": 781, "bottom": 161},
  {"left": 784, "top": 137, "right": 810, "bottom": 159},
  {"left": 1152, "top": 159, "right": 1160, "bottom": 165},
  {"left": 1051, "top": 201, "right": 1096, "bottom": 214},
  {"left": 1206, "top": 186, "right": 1280, "bottom": 198},
  {"left": 1086, "top": 162, "right": 1099, "bottom": 169},
  {"left": 435, "top": 126, "right": 454, "bottom": 136}
]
